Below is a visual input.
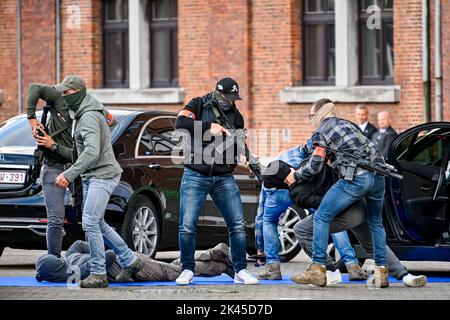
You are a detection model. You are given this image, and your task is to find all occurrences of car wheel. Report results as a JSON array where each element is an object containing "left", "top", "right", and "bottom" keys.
[
  {"left": 122, "top": 195, "right": 160, "bottom": 258},
  {"left": 278, "top": 206, "right": 307, "bottom": 262}
]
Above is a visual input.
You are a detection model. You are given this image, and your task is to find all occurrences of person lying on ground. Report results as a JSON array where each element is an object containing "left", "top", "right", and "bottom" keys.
[{"left": 35, "top": 240, "right": 234, "bottom": 283}]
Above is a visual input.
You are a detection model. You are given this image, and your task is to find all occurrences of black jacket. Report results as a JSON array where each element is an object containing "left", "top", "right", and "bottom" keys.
[
  {"left": 371, "top": 126, "right": 398, "bottom": 159},
  {"left": 289, "top": 162, "right": 338, "bottom": 210},
  {"left": 361, "top": 122, "right": 378, "bottom": 140},
  {"left": 175, "top": 92, "right": 245, "bottom": 176}
]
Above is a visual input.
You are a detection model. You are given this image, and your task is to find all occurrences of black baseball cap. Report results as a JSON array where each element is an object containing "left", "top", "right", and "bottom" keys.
[{"left": 216, "top": 77, "right": 242, "bottom": 101}]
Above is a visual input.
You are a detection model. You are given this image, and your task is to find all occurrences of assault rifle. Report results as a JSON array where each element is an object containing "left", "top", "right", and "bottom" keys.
[
  {"left": 210, "top": 104, "right": 264, "bottom": 182},
  {"left": 313, "top": 142, "right": 403, "bottom": 181},
  {"left": 30, "top": 105, "right": 52, "bottom": 184}
]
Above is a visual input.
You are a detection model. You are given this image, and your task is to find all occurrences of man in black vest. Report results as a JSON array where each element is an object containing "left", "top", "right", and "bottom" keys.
[
  {"left": 355, "top": 104, "right": 377, "bottom": 140},
  {"left": 174, "top": 78, "right": 258, "bottom": 285}
]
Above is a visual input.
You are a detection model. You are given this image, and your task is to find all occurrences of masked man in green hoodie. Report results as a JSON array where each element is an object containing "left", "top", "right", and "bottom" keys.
[
  {"left": 53, "top": 75, "right": 144, "bottom": 288},
  {"left": 27, "top": 83, "right": 74, "bottom": 258}
]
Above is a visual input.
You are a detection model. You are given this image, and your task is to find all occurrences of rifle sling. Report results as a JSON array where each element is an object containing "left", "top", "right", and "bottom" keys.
[{"left": 47, "top": 107, "right": 71, "bottom": 139}]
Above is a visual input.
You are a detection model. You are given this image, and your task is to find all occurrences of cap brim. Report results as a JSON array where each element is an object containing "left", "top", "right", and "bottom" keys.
[
  {"left": 223, "top": 93, "right": 242, "bottom": 101},
  {"left": 54, "top": 83, "right": 71, "bottom": 92}
]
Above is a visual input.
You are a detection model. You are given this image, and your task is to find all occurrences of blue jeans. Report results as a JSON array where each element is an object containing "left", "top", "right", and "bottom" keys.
[
  {"left": 307, "top": 208, "right": 358, "bottom": 265},
  {"left": 82, "top": 175, "right": 137, "bottom": 275},
  {"left": 260, "top": 187, "right": 292, "bottom": 264},
  {"left": 179, "top": 168, "right": 247, "bottom": 272},
  {"left": 312, "top": 172, "right": 387, "bottom": 266},
  {"left": 331, "top": 231, "right": 358, "bottom": 265},
  {"left": 41, "top": 162, "right": 67, "bottom": 257},
  {"left": 254, "top": 189, "right": 266, "bottom": 253}
]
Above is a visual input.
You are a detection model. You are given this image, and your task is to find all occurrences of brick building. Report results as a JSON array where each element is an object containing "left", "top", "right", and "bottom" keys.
[{"left": 0, "top": 0, "right": 449, "bottom": 155}]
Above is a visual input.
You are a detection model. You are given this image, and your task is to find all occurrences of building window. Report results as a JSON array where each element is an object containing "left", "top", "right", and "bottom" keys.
[
  {"left": 103, "top": 0, "right": 129, "bottom": 88},
  {"left": 302, "top": 0, "right": 335, "bottom": 85},
  {"left": 359, "top": 0, "right": 394, "bottom": 85},
  {"left": 150, "top": 0, "right": 178, "bottom": 88}
]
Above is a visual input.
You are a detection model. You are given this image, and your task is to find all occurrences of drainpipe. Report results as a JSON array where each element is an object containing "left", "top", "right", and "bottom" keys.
[
  {"left": 17, "top": 0, "right": 23, "bottom": 114},
  {"left": 56, "top": 0, "right": 61, "bottom": 83},
  {"left": 422, "top": 0, "right": 431, "bottom": 123},
  {"left": 435, "top": 0, "right": 443, "bottom": 121}
]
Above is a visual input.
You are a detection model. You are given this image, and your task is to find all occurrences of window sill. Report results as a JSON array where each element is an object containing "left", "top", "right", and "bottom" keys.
[
  {"left": 280, "top": 85, "right": 401, "bottom": 104},
  {"left": 88, "top": 88, "right": 184, "bottom": 104}
]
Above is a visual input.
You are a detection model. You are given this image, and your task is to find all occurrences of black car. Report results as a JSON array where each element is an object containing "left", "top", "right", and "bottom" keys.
[{"left": 0, "top": 110, "right": 303, "bottom": 262}]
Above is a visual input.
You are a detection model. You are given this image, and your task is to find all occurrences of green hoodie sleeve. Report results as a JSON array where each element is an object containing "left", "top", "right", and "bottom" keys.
[
  {"left": 55, "top": 144, "right": 74, "bottom": 162},
  {"left": 27, "top": 84, "right": 61, "bottom": 117},
  {"left": 62, "top": 113, "right": 101, "bottom": 182}
]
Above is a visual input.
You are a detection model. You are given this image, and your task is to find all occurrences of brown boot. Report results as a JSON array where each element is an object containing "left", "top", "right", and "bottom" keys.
[
  {"left": 371, "top": 266, "right": 389, "bottom": 288},
  {"left": 257, "top": 263, "right": 282, "bottom": 280},
  {"left": 291, "top": 264, "right": 327, "bottom": 287},
  {"left": 80, "top": 274, "right": 108, "bottom": 288},
  {"left": 347, "top": 263, "right": 368, "bottom": 281}
]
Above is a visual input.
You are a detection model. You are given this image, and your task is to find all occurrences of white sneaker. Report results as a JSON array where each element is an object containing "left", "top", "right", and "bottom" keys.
[
  {"left": 234, "top": 269, "right": 259, "bottom": 285},
  {"left": 362, "top": 259, "right": 376, "bottom": 275},
  {"left": 402, "top": 274, "right": 427, "bottom": 287},
  {"left": 176, "top": 269, "right": 194, "bottom": 285},
  {"left": 326, "top": 269, "right": 342, "bottom": 285}
]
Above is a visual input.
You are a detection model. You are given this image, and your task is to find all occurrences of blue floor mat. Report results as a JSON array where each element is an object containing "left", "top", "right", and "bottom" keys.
[{"left": 0, "top": 274, "right": 449, "bottom": 287}]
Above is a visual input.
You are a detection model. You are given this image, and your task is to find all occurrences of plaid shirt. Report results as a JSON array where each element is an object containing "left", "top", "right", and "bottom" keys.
[
  {"left": 277, "top": 139, "right": 313, "bottom": 169},
  {"left": 294, "top": 117, "right": 384, "bottom": 182}
]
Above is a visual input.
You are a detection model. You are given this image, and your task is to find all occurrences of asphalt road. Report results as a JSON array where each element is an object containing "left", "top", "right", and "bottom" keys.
[{"left": 1, "top": 248, "right": 450, "bottom": 300}]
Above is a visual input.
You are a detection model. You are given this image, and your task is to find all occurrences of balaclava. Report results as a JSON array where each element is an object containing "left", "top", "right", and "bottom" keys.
[
  {"left": 63, "top": 88, "right": 87, "bottom": 114},
  {"left": 312, "top": 102, "right": 337, "bottom": 129},
  {"left": 213, "top": 91, "right": 235, "bottom": 112}
]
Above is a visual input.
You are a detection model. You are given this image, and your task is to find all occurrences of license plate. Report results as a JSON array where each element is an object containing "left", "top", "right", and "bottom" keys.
[{"left": 0, "top": 171, "right": 26, "bottom": 184}]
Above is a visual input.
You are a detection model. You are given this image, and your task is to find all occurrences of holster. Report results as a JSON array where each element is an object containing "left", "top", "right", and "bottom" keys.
[{"left": 339, "top": 161, "right": 357, "bottom": 182}]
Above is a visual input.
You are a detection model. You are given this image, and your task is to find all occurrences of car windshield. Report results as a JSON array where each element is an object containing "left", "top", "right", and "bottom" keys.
[
  {"left": 0, "top": 116, "right": 35, "bottom": 147},
  {"left": 0, "top": 111, "right": 132, "bottom": 148}
]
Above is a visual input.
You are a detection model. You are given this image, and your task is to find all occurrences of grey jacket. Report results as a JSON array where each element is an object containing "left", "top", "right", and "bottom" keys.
[{"left": 63, "top": 94, "right": 122, "bottom": 182}]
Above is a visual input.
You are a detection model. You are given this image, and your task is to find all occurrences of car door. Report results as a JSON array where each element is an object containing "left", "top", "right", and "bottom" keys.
[
  {"left": 135, "top": 115, "right": 185, "bottom": 249},
  {"left": 386, "top": 123, "right": 450, "bottom": 244}
]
